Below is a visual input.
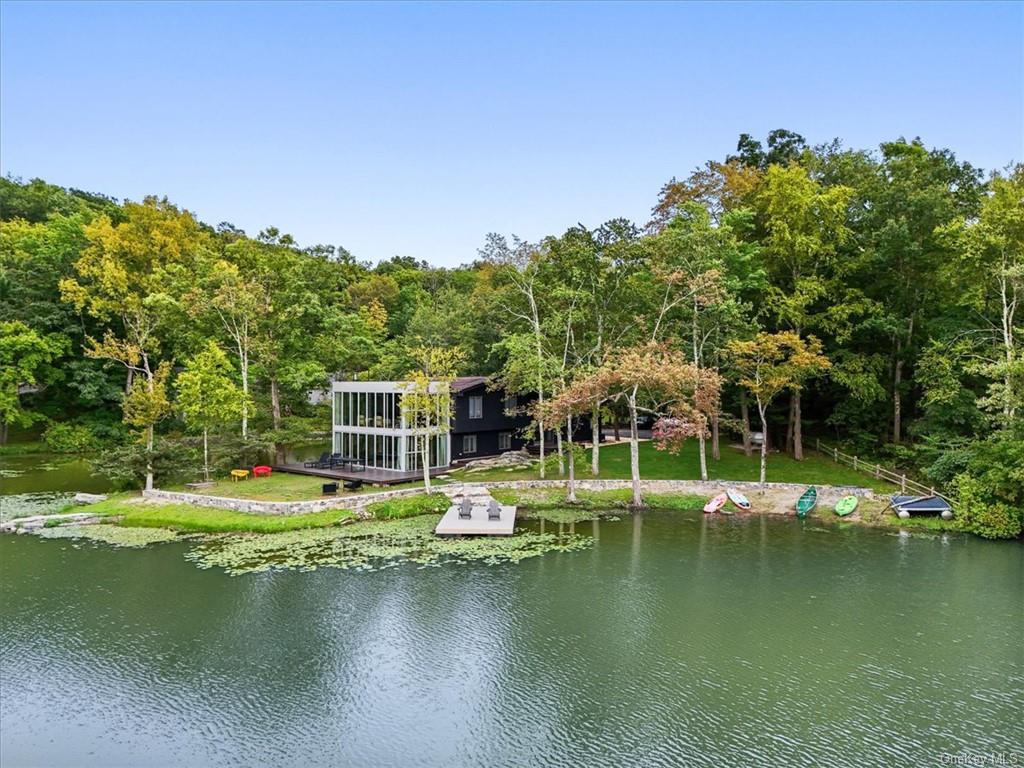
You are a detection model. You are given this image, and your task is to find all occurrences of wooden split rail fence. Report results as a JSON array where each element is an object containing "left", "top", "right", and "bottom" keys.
[{"left": 814, "top": 438, "right": 958, "bottom": 508}]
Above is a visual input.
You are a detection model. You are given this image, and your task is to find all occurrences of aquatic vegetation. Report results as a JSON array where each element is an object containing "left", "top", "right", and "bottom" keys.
[
  {"left": 0, "top": 492, "right": 76, "bottom": 521},
  {"left": 185, "top": 514, "right": 592, "bottom": 575},
  {"left": 39, "top": 523, "right": 180, "bottom": 547}
]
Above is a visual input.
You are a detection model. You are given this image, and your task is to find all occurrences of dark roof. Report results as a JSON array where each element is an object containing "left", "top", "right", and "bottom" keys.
[{"left": 450, "top": 376, "right": 488, "bottom": 393}]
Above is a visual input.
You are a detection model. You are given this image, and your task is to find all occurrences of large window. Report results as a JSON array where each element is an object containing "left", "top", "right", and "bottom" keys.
[
  {"left": 498, "top": 431, "right": 512, "bottom": 451},
  {"left": 462, "top": 434, "right": 477, "bottom": 454},
  {"left": 503, "top": 394, "right": 517, "bottom": 414},
  {"left": 469, "top": 396, "right": 483, "bottom": 419}
]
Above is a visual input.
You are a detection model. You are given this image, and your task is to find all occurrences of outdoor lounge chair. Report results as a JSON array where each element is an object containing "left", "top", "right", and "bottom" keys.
[
  {"left": 487, "top": 499, "right": 501, "bottom": 521},
  {"left": 327, "top": 453, "right": 345, "bottom": 468},
  {"left": 305, "top": 452, "right": 330, "bottom": 469},
  {"left": 458, "top": 498, "right": 472, "bottom": 520},
  {"left": 343, "top": 478, "right": 363, "bottom": 492}
]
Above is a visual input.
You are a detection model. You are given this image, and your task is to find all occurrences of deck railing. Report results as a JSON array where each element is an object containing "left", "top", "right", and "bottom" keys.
[{"left": 813, "top": 438, "right": 958, "bottom": 507}]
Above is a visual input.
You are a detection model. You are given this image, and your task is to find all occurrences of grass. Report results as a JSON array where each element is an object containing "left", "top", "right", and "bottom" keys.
[
  {"left": 166, "top": 472, "right": 438, "bottom": 501},
  {"left": 459, "top": 440, "right": 894, "bottom": 491},
  {"left": 365, "top": 492, "right": 450, "bottom": 520},
  {"left": 71, "top": 493, "right": 356, "bottom": 533},
  {"left": 492, "top": 486, "right": 705, "bottom": 511}
]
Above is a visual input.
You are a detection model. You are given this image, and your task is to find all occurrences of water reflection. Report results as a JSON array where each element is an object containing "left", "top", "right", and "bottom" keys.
[{"left": 1, "top": 513, "right": 1022, "bottom": 767}]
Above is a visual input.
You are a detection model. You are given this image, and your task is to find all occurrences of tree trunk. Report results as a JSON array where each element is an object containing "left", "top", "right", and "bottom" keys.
[
  {"left": 613, "top": 419, "right": 620, "bottom": 441},
  {"left": 203, "top": 427, "right": 210, "bottom": 482},
  {"left": 892, "top": 358, "right": 903, "bottom": 444},
  {"left": 144, "top": 370, "right": 155, "bottom": 492},
  {"left": 270, "top": 378, "right": 284, "bottom": 462},
  {"left": 740, "top": 391, "right": 752, "bottom": 457},
  {"left": 0, "top": 422, "right": 7, "bottom": 446},
  {"left": 793, "top": 389, "right": 804, "bottom": 461},
  {"left": 785, "top": 392, "right": 795, "bottom": 455},
  {"left": 711, "top": 413, "right": 720, "bottom": 461},
  {"left": 538, "top": 418, "right": 546, "bottom": 479},
  {"left": 692, "top": 303, "right": 708, "bottom": 482},
  {"left": 628, "top": 396, "right": 643, "bottom": 508},
  {"left": 758, "top": 404, "right": 769, "bottom": 486},
  {"left": 591, "top": 402, "right": 600, "bottom": 476},
  {"left": 566, "top": 415, "right": 577, "bottom": 502},
  {"left": 555, "top": 428, "right": 564, "bottom": 476},
  {"left": 421, "top": 411, "right": 431, "bottom": 492},
  {"left": 145, "top": 424, "right": 154, "bottom": 492},
  {"left": 240, "top": 351, "right": 249, "bottom": 439}
]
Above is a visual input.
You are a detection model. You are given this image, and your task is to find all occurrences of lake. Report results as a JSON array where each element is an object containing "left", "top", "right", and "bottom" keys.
[{"left": 1, "top": 503, "right": 1021, "bottom": 767}]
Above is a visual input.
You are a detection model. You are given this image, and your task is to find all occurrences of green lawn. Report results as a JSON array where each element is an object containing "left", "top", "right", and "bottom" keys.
[
  {"left": 458, "top": 440, "right": 894, "bottom": 491},
  {"left": 76, "top": 494, "right": 357, "bottom": 533},
  {"left": 167, "top": 472, "right": 441, "bottom": 501}
]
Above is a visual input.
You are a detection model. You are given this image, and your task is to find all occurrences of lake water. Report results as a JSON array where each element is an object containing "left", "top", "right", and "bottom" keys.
[{"left": 2, "top": 507, "right": 1021, "bottom": 767}]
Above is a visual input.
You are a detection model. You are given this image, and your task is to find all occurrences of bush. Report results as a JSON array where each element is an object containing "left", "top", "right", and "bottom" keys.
[
  {"left": 954, "top": 473, "right": 1023, "bottom": 540},
  {"left": 91, "top": 437, "right": 199, "bottom": 490},
  {"left": 366, "top": 492, "right": 450, "bottom": 520},
  {"left": 209, "top": 433, "right": 274, "bottom": 474},
  {"left": 42, "top": 422, "right": 100, "bottom": 453}
]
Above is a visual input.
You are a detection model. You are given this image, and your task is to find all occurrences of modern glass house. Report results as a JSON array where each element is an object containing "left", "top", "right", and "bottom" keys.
[{"left": 331, "top": 377, "right": 532, "bottom": 474}]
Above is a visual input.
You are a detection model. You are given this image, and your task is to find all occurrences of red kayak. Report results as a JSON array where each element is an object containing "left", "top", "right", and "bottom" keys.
[{"left": 703, "top": 493, "right": 727, "bottom": 514}]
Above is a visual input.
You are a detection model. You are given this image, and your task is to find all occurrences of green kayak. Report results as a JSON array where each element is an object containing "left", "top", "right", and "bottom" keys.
[
  {"left": 834, "top": 495, "right": 858, "bottom": 517},
  {"left": 796, "top": 486, "right": 817, "bottom": 518}
]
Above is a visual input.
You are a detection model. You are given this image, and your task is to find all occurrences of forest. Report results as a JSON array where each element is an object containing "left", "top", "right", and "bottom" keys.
[{"left": 1, "top": 129, "right": 1021, "bottom": 538}]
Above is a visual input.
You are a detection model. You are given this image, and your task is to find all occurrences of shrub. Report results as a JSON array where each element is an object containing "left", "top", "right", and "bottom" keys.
[
  {"left": 366, "top": 493, "right": 450, "bottom": 520},
  {"left": 42, "top": 422, "right": 100, "bottom": 453},
  {"left": 954, "top": 474, "right": 1023, "bottom": 540},
  {"left": 91, "top": 437, "right": 199, "bottom": 490}
]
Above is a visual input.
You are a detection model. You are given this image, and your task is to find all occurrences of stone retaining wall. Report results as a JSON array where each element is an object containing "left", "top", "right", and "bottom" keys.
[
  {"left": 144, "top": 478, "right": 876, "bottom": 516},
  {"left": 142, "top": 486, "right": 429, "bottom": 516}
]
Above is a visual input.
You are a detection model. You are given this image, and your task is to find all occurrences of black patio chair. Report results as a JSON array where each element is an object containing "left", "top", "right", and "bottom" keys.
[
  {"left": 327, "top": 453, "right": 345, "bottom": 468},
  {"left": 304, "top": 452, "right": 330, "bottom": 469}
]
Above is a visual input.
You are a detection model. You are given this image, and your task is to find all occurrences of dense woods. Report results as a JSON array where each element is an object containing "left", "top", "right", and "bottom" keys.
[{"left": 1, "top": 130, "right": 1021, "bottom": 537}]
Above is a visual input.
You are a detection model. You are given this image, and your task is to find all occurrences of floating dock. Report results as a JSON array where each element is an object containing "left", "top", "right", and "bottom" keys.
[
  {"left": 435, "top": 485, "right": 516, "bottom": 536},
  {"left": 435, "top": 503, "right": 516, "bottom": 535}
]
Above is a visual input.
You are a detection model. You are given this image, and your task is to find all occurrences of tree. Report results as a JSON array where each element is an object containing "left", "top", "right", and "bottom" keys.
[
  {"left": 556, "top": 343, "right": 718, "bottom": 507},
  {"left": 401, "top": 346, "right": 462, "bottom": 492},
  {"left": 939, "top": 165, "right": 1023, "bottom": 425},
  {"left": 728, "top": 332, "right": 831, "bottom": 485},
  {"left": 482, "top": 233, "right": 553, "bottom": 477},
  {"left": 186, "top": 254, "right": 267, "bottom": 438},
  {"left": 59, "top": 197, "right": 210, "bottom": 490},
  {"left": 756, "top": 163, "right": 852, "bottom": 459},
  {"left": 176, "top": 342, "right": 248, "bottom": 482},
  {"left": 0, "top": 321, "right": 67, "bottom": 443}
]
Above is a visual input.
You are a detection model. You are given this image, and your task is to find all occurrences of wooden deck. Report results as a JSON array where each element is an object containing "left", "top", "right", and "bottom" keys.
[
  {"left": 271, "top": 463, "right": 450, "bottom": 486},
  {"left": 434, "top": 503, "right": 516, "bottom": 536}
]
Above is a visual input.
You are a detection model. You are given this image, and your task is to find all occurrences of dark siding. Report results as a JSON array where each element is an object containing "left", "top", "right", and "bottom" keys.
[{"left": 450, "top": 383, "right": 533, "bottom": 461}]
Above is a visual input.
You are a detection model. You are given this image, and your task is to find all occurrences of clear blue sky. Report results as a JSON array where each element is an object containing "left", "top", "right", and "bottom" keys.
[{"left": 2, "top": 1, "right": 1021, "bottom": 267}]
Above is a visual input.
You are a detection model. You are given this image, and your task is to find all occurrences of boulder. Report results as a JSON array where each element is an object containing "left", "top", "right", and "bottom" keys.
[{"left": 73, "top": 493, "right": 108, "bottom": 505}]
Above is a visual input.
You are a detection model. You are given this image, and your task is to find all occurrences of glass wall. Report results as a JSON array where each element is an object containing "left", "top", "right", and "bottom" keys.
[
  {"left": 334, "top": 431, "right": 403, "bottom": 470},
  {"left": 405, "top": 434, "right": 449, "bottom": 472},
  {"left": 335, "top": 390, "right": 405, "bottom": 429}
]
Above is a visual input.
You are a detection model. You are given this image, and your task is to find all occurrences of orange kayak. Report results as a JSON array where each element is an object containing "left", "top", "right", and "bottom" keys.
[{"left": 703, "top": 493, "right": 727, "bottom": 513}]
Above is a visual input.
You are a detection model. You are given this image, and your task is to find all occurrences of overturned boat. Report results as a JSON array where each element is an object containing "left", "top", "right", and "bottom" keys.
[{"left": 890, "top": 495, "right": 954, "bottom": 520}]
